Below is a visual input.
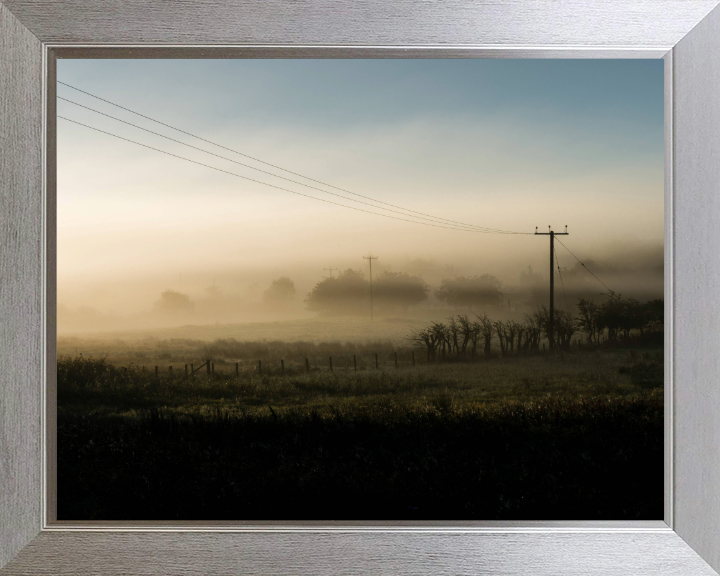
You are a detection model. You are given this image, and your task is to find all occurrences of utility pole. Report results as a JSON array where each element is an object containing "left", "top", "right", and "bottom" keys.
[
  {"left": 323, "top": 267, "right": 336, "bottom": 278},
  {"left": 363, "top": 255, "right": 378, "bottom": 322},
  {"left": 534, "top": 225, "right": 568, "bottom": 350}
]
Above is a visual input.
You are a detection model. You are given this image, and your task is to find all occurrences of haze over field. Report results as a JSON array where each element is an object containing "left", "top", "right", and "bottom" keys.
[{"left": 57, "top": 59, "right": 664, "bottom": 334}]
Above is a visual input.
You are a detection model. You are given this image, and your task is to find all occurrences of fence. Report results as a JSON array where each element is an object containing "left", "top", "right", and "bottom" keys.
[
  {"left": 140, "top": 351, "right": 418, "bottom": 380},
  {"left": 129, "top": 333, "right": 658, "bottom": 380}
]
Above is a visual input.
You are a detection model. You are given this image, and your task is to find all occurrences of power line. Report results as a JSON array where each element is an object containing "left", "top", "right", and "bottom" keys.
[
  {"left": 57, "top": 81, "right": 529, "bottom": 236},
  {"left": 554, "top": 236, "right": 613, "bottom": 293},
  {"left": 58, "top": 96, "right": 513, "bottom": 233},
  {"left": 553, "top": 245, "right": 571, "bottom": 313},
  {"left": 59, "top": 115, "right": 526, "bottom": 234}
]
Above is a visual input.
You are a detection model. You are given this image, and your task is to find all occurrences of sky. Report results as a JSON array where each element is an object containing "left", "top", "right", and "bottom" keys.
[{"left": 56, "top": 59, "right": 664, "bottom": 330}]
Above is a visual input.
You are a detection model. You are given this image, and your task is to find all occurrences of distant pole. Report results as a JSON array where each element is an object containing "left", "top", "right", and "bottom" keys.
[
  {"left": 206, "top": 359, "right": 211, "bottom": 376},
  {"left": 258, "top": 360, "right": 262, "bottom": 375},
  {"left": 190, "top": 363, "right": 194, "bottom": 377},
  {"left": 281, "top": 359, "right": 285, "bottom": 374},
  {"left": 154, "top": 366, "right": 158, "bottom": 379},
  {"left": 535, "top": 225, "right": 568, "bottom": 351},
  {"left": 185, "top": 364, "right": 188, "bottom": 377},
  {"left": 363, "top": 255, "right": 378, "bottom": 321},
  {"left": 235, "top": 362, "right": 239, "bottom": 376},
  {"left": 329, "top": 356, "right": 333, "bottom": 372},
  {"left": 211, "top": 363, "right": 215, "bottom": 376},
  {"left": 323, "top": 267, "right": 337, "bottom": 278},
  {"left": 305, "top": 358, "right": 310, "bottom": 373}
]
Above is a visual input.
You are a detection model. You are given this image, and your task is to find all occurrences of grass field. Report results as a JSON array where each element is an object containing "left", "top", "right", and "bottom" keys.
[
  {"left": 58, "top": 315, "right": 437, "bottom": 346},
  {"left": 57, "top": 333, "right": 664, "bottom": 521}
]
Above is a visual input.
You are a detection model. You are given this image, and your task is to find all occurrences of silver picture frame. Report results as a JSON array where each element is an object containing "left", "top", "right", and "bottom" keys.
[{"left": 2, "top": 1, "right": 720, "bottom": 573}]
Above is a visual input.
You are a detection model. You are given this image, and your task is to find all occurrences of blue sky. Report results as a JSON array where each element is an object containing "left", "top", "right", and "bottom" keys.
[{"left": 58, "top": 59, "right": 663, "bottom": 163}]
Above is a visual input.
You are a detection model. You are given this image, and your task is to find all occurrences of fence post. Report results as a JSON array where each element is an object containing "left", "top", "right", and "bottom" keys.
[
  {"left": 375, "top": 353, "right": 379, "bottom": 369},
  {"left": 154, "top": 366, "right": 158, "bottom": 379},
  {"left": 329, "top": 356, "right": 333, "bottom": 372},
  {"left": 412, "top": 351, "right": 415, "bottom": 366},
  {"left": 190, "top": 364, "right": 194, "bottom": 377},
  {"left": 211, "top": 363, "right": 215, "bottom": 376},
  {"left": 169, "top": 366, "right": 173, "bottom": 373},
  {"left": 394, "top": 352, "right": 398, "bottom": 368},
  {"left": 353, "top": 355, "right": 357, "bottom": 371},
  {"left": 305, "top": 358, "right": 310, "bottom": 373},
  {"left": 258, "top": 360, "right": 262, "bottom": 375},
  {"left": 185, "top": 364, "right": 188, "bottom": 378},
  {"left": 206, "top": 360, "right": 211, "bottom": 376},
  {"left": 281, "top": 359, "right": 285, "bottom": 374}
]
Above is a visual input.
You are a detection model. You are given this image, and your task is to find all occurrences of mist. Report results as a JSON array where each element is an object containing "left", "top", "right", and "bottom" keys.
[{"left": 57, "top": 239, "right": 663, "bottom": 334}]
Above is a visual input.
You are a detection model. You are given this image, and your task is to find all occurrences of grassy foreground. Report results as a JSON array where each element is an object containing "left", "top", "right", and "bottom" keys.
[{"left": 57, "top": 348, "right": 663, "bottom": 520}]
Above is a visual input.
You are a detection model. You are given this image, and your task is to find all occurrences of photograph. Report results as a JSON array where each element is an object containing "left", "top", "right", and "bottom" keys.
[{"left": 56, "top": 58, "right": 665, "bottom": 521}]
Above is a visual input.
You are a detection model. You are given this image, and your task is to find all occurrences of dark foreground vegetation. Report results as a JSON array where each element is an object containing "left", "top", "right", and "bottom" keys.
[{"left": 58, "top": 347, "right": 663, "bottom": 520}]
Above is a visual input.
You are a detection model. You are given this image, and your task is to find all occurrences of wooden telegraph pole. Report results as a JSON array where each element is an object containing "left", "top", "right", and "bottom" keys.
[
  {"left": 534, "top": 225, "right": 568, "bottom": 350},
  {"left": 363, "top": 255, "right": 378, "bottom": 322}
]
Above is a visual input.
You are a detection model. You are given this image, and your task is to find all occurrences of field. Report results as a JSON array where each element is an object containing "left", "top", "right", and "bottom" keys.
[
  {"left": 57, "top": 319, "right": 664, "bottom": 521},
  {"left": 58, "top": 315, "right": 435, "bottom": 347}
]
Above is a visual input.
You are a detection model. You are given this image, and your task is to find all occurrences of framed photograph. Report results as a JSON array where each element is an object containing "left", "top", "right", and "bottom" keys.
[{"left": 2, "top": 1, "right": 720, "bottom": 574}]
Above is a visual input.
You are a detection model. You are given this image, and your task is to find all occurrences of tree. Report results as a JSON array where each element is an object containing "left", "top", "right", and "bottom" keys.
[
  {"left": 534, "top": 305, "right": 575, "bottom": 349},
  {"left": 435, "top": 274, "right": 502, "bottom": 309},
  {"left": 456, "top": 314, "right": 476, "bottom": 357},
  {"left": 555, "top": 309, "right": 576, "bottom": 349},
  {"left": 305, "top": 269, "right": 369, "bottom": 316},
  {"left": 598, "top": 291, "right": 624, "bottom": 342},
  {"left": 447, "top": 316, "right": 460, "bottom": 355},
  {"left": 407, "top": 326, "right": 438, "bottom": 361},
  {"left": 493, "top": 320, "right": 508, "bottom": 355},
  {"left": 373, "top": 271, "right": 429, "bottom": 310},
  {"left": 154, "top": 290, "right": 194, "bottom": 313},
  {"left": 476, "top": 313, "right": 494, "bottom": 354},
  {"left": 522, "top": 314, "right": 542, "bottom": 351},
  {"left": 577, "top": 298, "right": 603, "bottom": 344},
  {"left": 263, "top": 277, "right": 296, "bottom": 302}
]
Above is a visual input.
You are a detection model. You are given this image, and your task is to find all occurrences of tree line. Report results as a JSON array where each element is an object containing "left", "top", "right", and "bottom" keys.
[
  {"left": 408, "top": 292, "right": 664, "bottom": 359},
  {"left": 304, "top": 269, "right": 507, "bottom": 314}
]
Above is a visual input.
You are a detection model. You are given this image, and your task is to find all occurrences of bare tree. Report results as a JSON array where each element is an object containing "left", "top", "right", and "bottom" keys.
[
  {"left": 430, "top": 322, "right": 450, "bottom": 360},
  {"left": 469, "top": 320, "right": 482, "bottom": 358},
  {"left": 407, "top": 326, "right": 439, "bottom": 361},
  {"left": 505, "top": 320, "right": 521, "bottom": 352},
  {"left": 447, "top": 316, "right": 461, "bottom": 356},
  {"left": 456, "top": 314, "right": 473, "bottom": 356},
  {"left": 523, "top": 313, "right": 542, "bottom": 351},
  {"left": 493, "top": 320, "right": 508, "bottom": 355},
  {"left": 476, "top": 313, "right": 494, "bottom": 355}
]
